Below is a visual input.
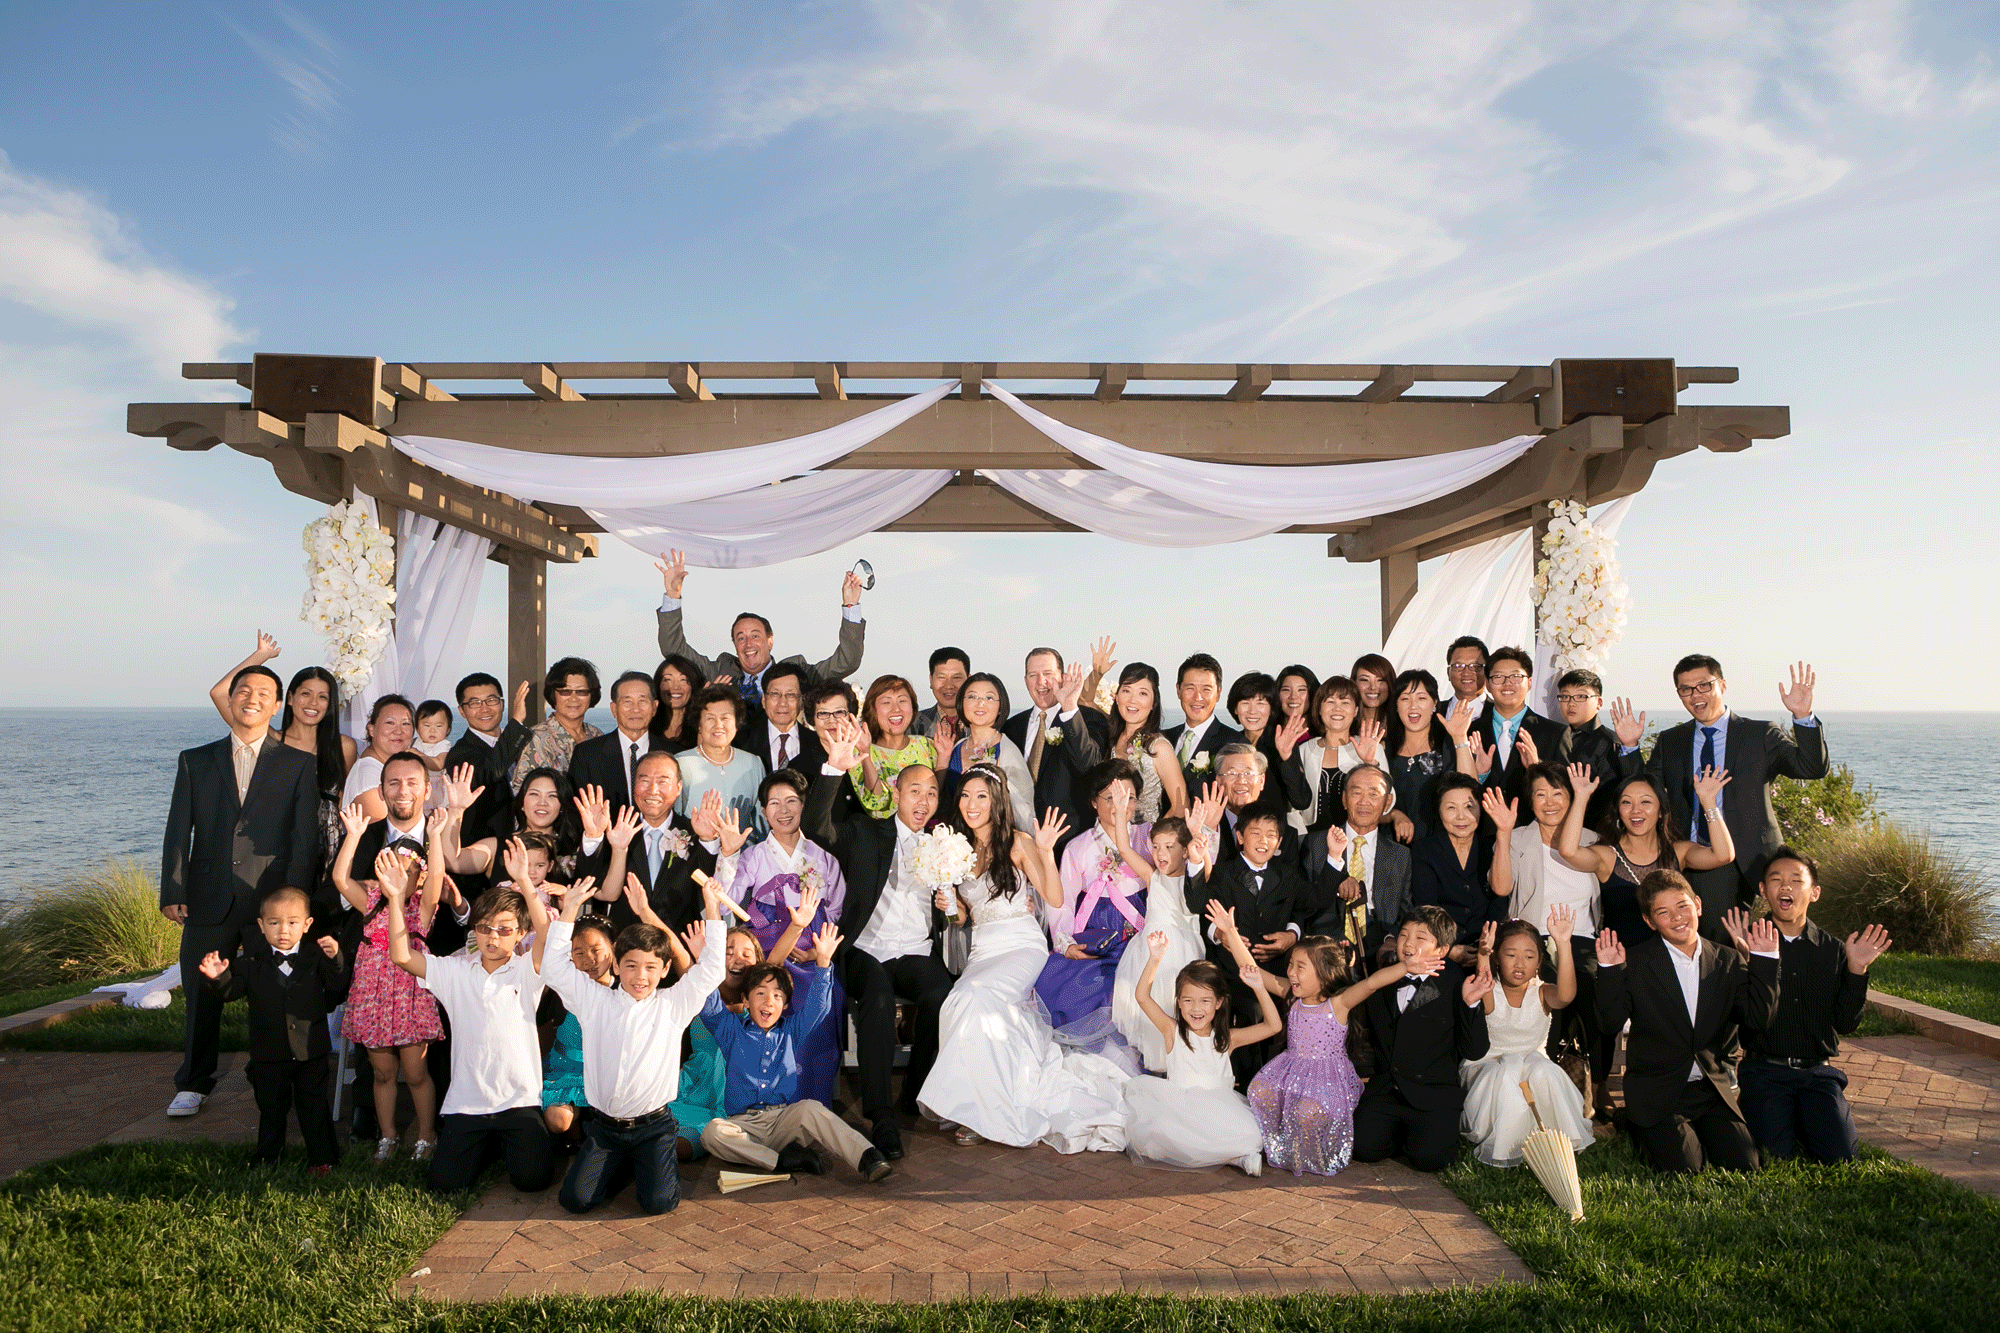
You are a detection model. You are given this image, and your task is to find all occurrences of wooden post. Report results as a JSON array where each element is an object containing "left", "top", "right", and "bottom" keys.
[
  {"left": 1379, "top": 551, "right": 1419, "bottom": 644},
  {"left": 508, "top": 550, "right": 547, "bottom": 724}
]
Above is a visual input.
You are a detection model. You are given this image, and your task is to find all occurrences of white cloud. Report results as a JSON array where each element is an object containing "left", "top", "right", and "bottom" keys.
[{"left": 225, "top": 3, "right": 348, "bottom": 165}]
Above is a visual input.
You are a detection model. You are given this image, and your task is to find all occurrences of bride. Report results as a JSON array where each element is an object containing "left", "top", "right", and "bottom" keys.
[{"left": 917, "top": 764, "right": 1132, "bottom": 1153}]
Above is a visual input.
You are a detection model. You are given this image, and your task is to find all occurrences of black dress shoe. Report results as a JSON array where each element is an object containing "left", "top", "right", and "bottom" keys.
[
  {"left": 871, "top": 1118, "right": 904, "bottom": 1161},
  {"left": 858, "top": 1148, "right": 893, "bottom": 1183},
  {"left": 776, "top": 1144, "right": 824, "bottom": 1176}
]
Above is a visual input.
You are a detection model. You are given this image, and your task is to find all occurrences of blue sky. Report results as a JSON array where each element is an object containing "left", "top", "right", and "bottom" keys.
[{"left": 1, "top": 1, "right": 1995, "bottom": 714}]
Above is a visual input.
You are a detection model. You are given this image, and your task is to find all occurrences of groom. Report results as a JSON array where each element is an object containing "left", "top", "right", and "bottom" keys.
[{"left": 808, "top": 718, "right": 953, "bottom": 1163}]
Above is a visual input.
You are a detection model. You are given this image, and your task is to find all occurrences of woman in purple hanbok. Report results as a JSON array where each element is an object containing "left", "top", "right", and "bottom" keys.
[
  {"left": 1035, "top": 759, "right": 1153, "bottom": 1038},
  {"left": 712, "top": 767, "right": 849, "bottom": 1105}
]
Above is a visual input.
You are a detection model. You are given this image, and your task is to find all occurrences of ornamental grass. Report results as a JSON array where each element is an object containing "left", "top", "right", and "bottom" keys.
[
  {"left": 0, "top": 857, "right": 178, "bottom": 996},
  {"left": 1811, "top": 822, "right": 1994, "bottom": 959}
]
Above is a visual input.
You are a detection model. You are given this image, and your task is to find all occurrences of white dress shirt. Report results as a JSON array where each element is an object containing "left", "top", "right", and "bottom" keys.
[
  {"left": 230, "top": 732, "right": 267, "bottom": 802},
  {"left": 854, "top": 816, "right": 932, "bottom": 964},
  {"left": 1665, "top": 936, "right": 1777, "bottom": 1078},
  {"left": 419, "top": 949, "right": 546, "bottom": 1115},
  {"left": 542, "top": 917, "right": 725, "bottom": 1118},
  {"left": 615, "top": 727, "right": 653, "bottom": 796},
  {"left": 766, "top": 721, "right": 803, "bottom": 768}
]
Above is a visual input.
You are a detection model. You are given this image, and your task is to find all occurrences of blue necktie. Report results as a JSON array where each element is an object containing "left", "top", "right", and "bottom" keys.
[
  {"left": 647, "top": 829, "right": 665, "bottom": 880},
  {"left": 741, "top": 672, "right": 762, "bottom": 707},
  {"left": 1694, "top": 726, "right": 1718, "bottom": 843}
]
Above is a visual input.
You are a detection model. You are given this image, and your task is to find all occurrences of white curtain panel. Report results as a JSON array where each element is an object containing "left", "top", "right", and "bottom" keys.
[
  {"left": 591, "top": 468, "right": 956, "bottom": 568},
  {"left": 982, "top": 380, "right": 1540, "bottom": 524},
  {"left": 390, "top": 510, "right": 494, "bottom": 705},
  {"left": 1381, "top": 530, "right": 1527, "bottom": 677},
  {"left": 392, "top": 382, "right": 955, "bottom": 507},
  {"left": 981, "top": 468, "right": 1291, "bottom": 547}
]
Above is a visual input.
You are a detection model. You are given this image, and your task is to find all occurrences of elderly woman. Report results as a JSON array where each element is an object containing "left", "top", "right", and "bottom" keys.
[
  {"left": 853, "top": 674, "right": 940, "bottom": 819},
  {"left": 674, "top": 683, "right": 769, "bottom": 840},
  {"left": 343, "top": 695, "right": 416, "bottom": 820},
  {"left": 511, "top": 656, "right": 604, "bottom": 792}
]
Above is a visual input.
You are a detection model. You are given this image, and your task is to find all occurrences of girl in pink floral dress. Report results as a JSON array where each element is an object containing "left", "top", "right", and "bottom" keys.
[{"left": 334, "top": 800, "right": 447, "bottom": 1163}]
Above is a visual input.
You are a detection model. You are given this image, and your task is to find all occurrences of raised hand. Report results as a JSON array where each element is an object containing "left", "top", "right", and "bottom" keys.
[
  {"left": 823, "top": 715, "right": 864, "bottom": 772},
  {"left": 317, "top": 936, "right": 340, "bottom": 958},
  {"left": 574, "top": 785, "right": 612, "bottom": 841},
  {"left": 1056, "top": 661, "right": 1086, "bottom": 713},
  {"left": 689, "top": 788, "right": 726, "bottom": 842},
  {"left": 1692, "top": 766, "right": 1734, "bottom": 809},
  {"left": 1354, "top": 718, "right": 1386, "bottom": 765},
  {"left": 1780, "top": 661, "right": 1816, "bottom": 720},
  {"left": 339, "top": 801, "right": 369, "bottom": 840},
  {"left": 1546, "top": 903, "right": 1575, "bottom": 940},
  {"left": 566, "top": 875, "right": 598, "bottom": 904},
  {"left": 249, "top": 630, "right": 280, "bottom": 663},
  {"left": 1514, "top": 728, "right": 1541, "bottom": 768},
  {"left": 1240, "top": 961, "right": 1266, "bottom": 991},
  {"left": 1147, "top": 929, "right": 1169, "bottom": 959},
  {"left": 443, "top": 763, "right": 484, "bottom": 812},
  {"left": 932, "top": 712, "right": 960, "bottom": 757},
  {"left": 1187, "top": 825, "right": 1213, "bottom": 872},
  {"left": 1595, "top": 928, "right": 1626, "bottom": 968},
  {"left": 1476, "top": 920, "right": 1497, "bottom": 969},
  {"left": 1462, "top": 966, "right": 1495, "bottom": 1007},
  {"left": 499, "top": 836, "right": 530, "bottom": 888},
  {"left": 1322, "top": 823, "right": 1349, "bottom": 873},
  {"left": 811, "top": 921, "right": 843, "bottom": 966},
  {"left": 1745, "top": 918, "right": 1781, "bottom": 954},
  {"left": 512, "top": 679, "right": 531, "bottom": 724},
  {"left": 1034, "top": 807, "right": 1070, "bottom": 853},
  {"left": 716, "top": 806, "right": 750, "bottom": 857},
  {"left": 1108, "top": 784, "right": 1134, "bottom": 838},
  {"left": 605, "top": 804, "right": 643, "bottom": 851},
  {"left": 1719, "top": 906, "right": 1755, "bottom": 955},
  {"left": 789, "top": 882, "right": 823, "bottom": 928},
  {"left": 1467, "top": 731, "right": 1494, "bottom": 778},
  {"left": 1089, "top": 636, "right": 1118, "bottom": 679},
  {"left": 1481, "top": 789, "right": 1519, "bottom": 832},
  {"left": 697, "top": 867, "right": 727, "bottom": 920},
  {"left": 655, "top": 549, "right": 688, "bottom": 599},
  {"left": 1844, "top": 923, "right": 1893, "bottom": 973},
  {"left": 1609, "top": 697, "right": 1646, "bottom": 749},
  {"left": 439, "top": 873, "right": 464, "bottom": 913},
  {"left": 1441, "top": 702, "right": 1476, "bottom": 743},
  {"left": 197, "top": 950, "right": 228, "bottom": 980},
  {"left": 1274, "top": 714, "right": 1308, "bottom": 760},
  {"left": 375, "top": 848, "right": 413, "bottom": 897},
  {"left": 840, "top": 569, "right": 864, "bottom": 608},
  {"left": 678, "top": 919, "right": 706, "bottom": 962},
  {"left": 1203, "top": 899, "right": 1240, "bottom": 945},
  {"left": 1566, "top": 761, "right": 1600, "bottom": 803}
]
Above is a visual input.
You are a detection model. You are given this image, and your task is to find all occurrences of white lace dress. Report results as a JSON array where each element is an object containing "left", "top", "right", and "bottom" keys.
[
  {"left": 1121, "top": 737, "right": 1167, "bottom": 825},
  {"left": 1110, "top": 871, "right": 1207, "bottom": 1072},
  {"left": 1123, "top": 1032, "right": 1264, "bottom": 1171},
  {"left": 918, "top": 869, "right": 1131, "bottom": 1153},
  {"left": 1459, "top": 982, "right": 1593, "bottom": 1167}
]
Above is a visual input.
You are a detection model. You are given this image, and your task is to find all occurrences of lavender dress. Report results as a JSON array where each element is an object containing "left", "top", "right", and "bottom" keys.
[
  {"left": 722, "top": 837, "right": 848, "bottom": 1105},
  {"left": 1247, "top": 999, "right": 1364, "bottom": 1176},
  {"left": 1034, "top": 827, "right": 1150, "bottom": 1033}
]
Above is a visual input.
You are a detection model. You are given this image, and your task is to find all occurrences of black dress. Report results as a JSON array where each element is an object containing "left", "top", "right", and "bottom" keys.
[
  {"left": 1388, "top": 748, "right": 1453, "bottom": 840},
  {"left": 1601, "top": 847, "right": 1665, "bottom": 946},
  {"left": 1407, "top": 829, "right": 1498, "bottom": 948}
]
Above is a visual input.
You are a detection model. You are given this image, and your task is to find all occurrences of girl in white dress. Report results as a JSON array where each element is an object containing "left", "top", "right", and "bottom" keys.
[
  {"left": 1123, "top": 930, "right": 1281, "bottom": 1174},
  {"left": 1459, "top": 908, "right": 1594, "bottom": 1167},
  {"left": 917, "top": 765, "right": 1132, "bottom": 1153},
  {"left": 1111, "top": 816, "right": 1209, "bottom": 1071}
]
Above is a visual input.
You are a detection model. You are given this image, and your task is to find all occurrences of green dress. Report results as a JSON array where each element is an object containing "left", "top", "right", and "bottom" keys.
[
  {"left": 669, "top": 1018, "right": 727, "bottom": 1158},
  {"left": 852, "top": 736, "right": 940, "bottom": 818}
]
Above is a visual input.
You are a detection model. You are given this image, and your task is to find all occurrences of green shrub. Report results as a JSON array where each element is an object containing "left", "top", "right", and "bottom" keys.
[
  {"left": 1811, "top": 823, "right": 1994, "bottom": 957},
  {"left": 1774, "top": 763, "right": 1878, "bottom": 848},
  {"left": 0, "top": 858, "right": 179, "bottom": 996}
]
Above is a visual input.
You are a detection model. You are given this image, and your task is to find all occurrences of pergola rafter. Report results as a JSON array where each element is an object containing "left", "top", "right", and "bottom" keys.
[{"left": 133, "top": 354, "right": 1789, "bottom": 720}]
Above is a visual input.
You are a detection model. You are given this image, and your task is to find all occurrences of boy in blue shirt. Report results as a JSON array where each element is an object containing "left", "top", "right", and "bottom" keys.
[{"left": 700, "top": 922, "right": 892, "bottom": 1182}]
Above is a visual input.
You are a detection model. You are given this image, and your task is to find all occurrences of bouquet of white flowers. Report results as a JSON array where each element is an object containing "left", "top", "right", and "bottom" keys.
[
  {"left": 907, "top": 826, "right": 977, "bottom": 909},
  {"left": 299, "top": 500, "right": 397, "bottom": 694},
  {"left": 1532, "top": 499, "right": 1629, "bottom": 676}
]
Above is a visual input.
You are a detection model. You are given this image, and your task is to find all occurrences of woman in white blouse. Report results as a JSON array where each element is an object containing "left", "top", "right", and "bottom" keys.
[{"left": 1292, "top": 677, "right": 1386, "bottom": 834}]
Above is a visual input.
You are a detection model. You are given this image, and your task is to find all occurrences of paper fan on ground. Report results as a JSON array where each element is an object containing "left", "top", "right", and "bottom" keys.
[{"left": 1518, "top": 1080, "right": 1584, "bottom": 1222}]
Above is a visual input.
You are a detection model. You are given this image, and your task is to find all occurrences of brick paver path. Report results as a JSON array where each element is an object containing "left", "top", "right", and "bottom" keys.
[
  {"left": 1842, "top": 1036, "right": 1998, "bottom": 1195},
  {"left": 0, "top": 1051, "right": 261, "bottom": 1179}
]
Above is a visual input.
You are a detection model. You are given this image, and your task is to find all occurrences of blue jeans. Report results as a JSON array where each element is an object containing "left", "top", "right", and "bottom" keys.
[{"left": 559, "top": 1109, "right": 682, "bottom": 1215}]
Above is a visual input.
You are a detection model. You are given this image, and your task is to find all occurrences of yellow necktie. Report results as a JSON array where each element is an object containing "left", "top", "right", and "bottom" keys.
[{"left": 1344, "top": 833, "right": 1368, "bottom": 947}]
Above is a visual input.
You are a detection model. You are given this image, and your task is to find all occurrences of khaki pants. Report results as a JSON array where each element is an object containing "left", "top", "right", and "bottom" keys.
[{"left": 701, "top": 1101, "right": 874, "bottom": 1172}]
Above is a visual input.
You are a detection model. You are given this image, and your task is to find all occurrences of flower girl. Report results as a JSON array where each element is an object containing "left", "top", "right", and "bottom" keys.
[
  {"left": 1122, "top": 926, "right": 1282, "bottom": 1174},
  {"left": 1111, "top": 817, "right": 1209, "bottom": 1071},
  {"left": 1459, "top": 909, "right": 1594, "bottom": 1167}
]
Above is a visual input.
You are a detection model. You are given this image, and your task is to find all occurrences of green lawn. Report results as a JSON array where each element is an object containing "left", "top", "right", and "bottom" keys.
[
  {"left": 4, "top": 1134, "right": 1995, "bottom": 1332},
  {"left": 1868, "top": 954, "right": 2000, "bottom": 1027},
  {"left": 0, "top": 970, "right": 154, "bottom": 1020},
  {"left": 0, "top": 988, "right": 248, "bottom": 1053}
]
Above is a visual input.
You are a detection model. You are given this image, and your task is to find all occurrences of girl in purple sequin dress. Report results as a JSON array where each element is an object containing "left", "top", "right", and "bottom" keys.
[{"left": 1248, "top": 936, "right": 1407, "bottom": 1176}]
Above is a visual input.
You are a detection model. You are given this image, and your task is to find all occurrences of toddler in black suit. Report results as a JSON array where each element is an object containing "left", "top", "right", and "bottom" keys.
[{"left": 196, "top": 884, "right": 348, "bottom": 1172}]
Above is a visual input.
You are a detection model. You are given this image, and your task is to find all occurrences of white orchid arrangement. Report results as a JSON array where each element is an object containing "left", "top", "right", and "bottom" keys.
[
  {"left": 1532, "top": 499, "right": 1629, "bottom": 675},
  {"left": 299, "top": 500, "right": 396, "bottom": 695}
]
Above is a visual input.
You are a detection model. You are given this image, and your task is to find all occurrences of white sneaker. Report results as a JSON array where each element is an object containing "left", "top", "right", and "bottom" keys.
[
  {"left": 1240, "top": 1153, "right": 1263, "bottom": 1177},
  {"left": 166, "top": 1092, "right": 206, "bottom": 1118}
]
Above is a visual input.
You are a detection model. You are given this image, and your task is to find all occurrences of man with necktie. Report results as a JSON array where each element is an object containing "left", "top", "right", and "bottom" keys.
[
  {"left": 1002, "top": 647, "right": 1105, "bottom": 856},
  {"left": 653, "top": 549, "right": 866, "bottom": 704},
  {"left": 568, "top": 671, "right": 660, "bottom": 821}
]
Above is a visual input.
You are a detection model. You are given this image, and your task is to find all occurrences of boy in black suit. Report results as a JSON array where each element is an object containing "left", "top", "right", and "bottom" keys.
[
  {"left": 1352, "top": 904, "right": 1493, "bottom": 1172},
  {"left": 1198, "top": 804, "right": 1314, "bottom": 1083},
  {"left": 195, "top": 884, "right": 347, "bottom": 1172}
]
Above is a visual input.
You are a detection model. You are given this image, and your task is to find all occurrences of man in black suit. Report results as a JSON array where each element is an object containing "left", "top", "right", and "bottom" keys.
[
  {"left": 1300, "top": 765, "right": 1408, "bottom": 966},
  {"left": 910, "top": 647, "right": 970, "bottom": 752},
  {"left": 1472, "top": 646, "right": 1564, "bottom": 811},
  {"left": 741, "top": 662, "right": 826, "bottom": 779},
  {"left": 809, "top": 721, "right": 952, "bottom": 1163},
  {"left": 653, "top": 548, "right": 866, "bottom": 705},
  {"left": 1353, "top": 904, "right": 1493, "bottom": 1172},
  {"left": 1162, "top": 653, "right": 1239, "bottom": 797},
  {"left": 443, "top": 673, "right": 531, "bottom": 852},
  {"left": 1546, "top": 669, "right": 1641, "bottom": 828},
  {"left": 1197, "top": 805, "right": 1315, "bottom": 1082},
  {"left": 1595, "top": 870, "right": 1781, "bottom": 1173},
  {"left": 160, "top": 664, "right": 320, "bottom": 1118},
  {"left": 1441, "top": 636, "right": 1489, "bottom": 722},
  {"left": 1638, "top": 656, "right": 1828, "bottom": 939},
  {"left": 1001, "top": 647, "right": 1104, "bottom": 853},
  {"left": 568, "top": 670, "right": 661, "bottom": 820},
  {"left": 194, "top": 884, "right": 348, "bottom": 1168},
  {"left": 582, "top": 751, "right": 716, "bottom": 932},
  {"left": 1196, "top": 743, "right": 1302, "bottom": 870}
]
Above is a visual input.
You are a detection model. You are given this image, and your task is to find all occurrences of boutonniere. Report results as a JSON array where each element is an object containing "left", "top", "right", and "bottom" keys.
[
  {"left": 1191, "top": 752, "right": 1214, "bottom": 774},
  {"left": 660, "top": 827, "right": 693, "bottom": 865},
  {"left": 1045, "top": 726, "right": 1065, "bottom": 747}
]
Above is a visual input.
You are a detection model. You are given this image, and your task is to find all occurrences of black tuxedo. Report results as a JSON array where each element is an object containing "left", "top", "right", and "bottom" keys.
[
  {"left": 1301, "top": 826, "right": 1409, "bottom": 964},
  {"left": 567, "top": 730, "right": 655, "bottom": 818},
  {"left": 1551, "top": 718, "right": 1638, "bottom": 827},
  {"left": 1211, "top": 809, "right": 1302, "bottom": 873},
  {"left": 1161, "top": 716, "right": 1241, "bottom": 801},
  {"left": 1002, "top": 704, "right": 1107, "bottom": 852},
  {"left": 805, "top": 771, "right": 954, "bottom": 1122},
  {"left": 202, "top": 936, "right": 347, "bottom": 1165},
  {"left": 1596, "top": 934, "right": 1779, "bottom": 1172},
  {"left": 740, "top": 710, "right": 826, "bottom": 780},
  {"left": 1353, "top": 961, "right": 1491, "bottom": 1171},
  {"left": 1645, "top": 713, "right": 1829, "bottom": 934},
  {"left": 583, "top": 813, "right": 715, "bottom": 933},
  {"left": 444, "top": 722, "right": 530, "bottom": 846},
  {"left": 1473, "top": 705, "right": 1565, "bottom": 809},
  {"left": 161, "top": 736, "right": 319, "bottom": 1097}
]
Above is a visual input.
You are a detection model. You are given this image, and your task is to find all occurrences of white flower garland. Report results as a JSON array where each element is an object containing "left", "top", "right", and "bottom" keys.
[
  {"left": 1532, "top": 499, "right": 1629, "bottom": 674},
  {"left": 299, "top": 500, "right": 397, "bottom": 695}
]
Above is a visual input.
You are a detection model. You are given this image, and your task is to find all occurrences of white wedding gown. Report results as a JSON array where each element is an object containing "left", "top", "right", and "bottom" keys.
[
  {"left": 1110, "top": 871, "right": 1207, "bottom": 1072},
  {"left": 918, "top": 869, "right": 1131, "bottom": 1153}
]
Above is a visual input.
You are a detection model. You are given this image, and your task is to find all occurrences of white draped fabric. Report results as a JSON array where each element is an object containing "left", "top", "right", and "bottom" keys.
[
  {"left": 590, "top": 468, "right": 955, "bottom": 569},
  {"left": 982, "top": 468, "right": 1288, "bottom": 547},
  {"left": 983, "top": 380, "right": 1540, "bottom": 524},
  {"left": 394, "top": 382, "right": 956, "bottom": 507},
  {"left": 342, "top": 495, "right": 493, "bottom": 735}
]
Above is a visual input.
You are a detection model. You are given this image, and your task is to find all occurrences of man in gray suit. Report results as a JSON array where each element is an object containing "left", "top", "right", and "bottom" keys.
[
  {"left": 652, "top": 549, "right": 866, "bottom": 707},
  {"left": 1301, "top": 764, "right": 1408, "bottom": 969}
]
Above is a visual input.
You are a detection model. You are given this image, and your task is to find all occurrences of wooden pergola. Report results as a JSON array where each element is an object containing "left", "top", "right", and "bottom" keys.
[{"left": 131, "top": 356, "right": 1788, "bottom": 721}]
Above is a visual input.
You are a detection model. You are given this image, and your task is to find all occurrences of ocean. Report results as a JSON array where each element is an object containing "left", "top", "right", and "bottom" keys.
[{"left": 0, "top": 708, "right": 1991, "bottom": 902}]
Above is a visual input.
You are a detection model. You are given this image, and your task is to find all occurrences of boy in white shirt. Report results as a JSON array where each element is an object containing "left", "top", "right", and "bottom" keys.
[{"left": 542, "top": 867, "right": 728, "bottom": 1214}]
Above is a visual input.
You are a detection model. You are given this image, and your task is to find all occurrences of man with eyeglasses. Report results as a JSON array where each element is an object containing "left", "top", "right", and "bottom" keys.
[
  {"left": 1441, "top": 636, "right": 1490, "bottom": 721},
  {"left": 1470, "top": 647, "right": 1565, "bottom": 811},
  {"left": 653, "top": 548, "right": 866, "bottom": 707},
  {"left": 1549, "top": 669, "right": 1643, "bottom": 827},
  {"left": 445, "top": 672, "right": 532, "bottom": 849},
  {"left": 1632, "top": 655, "right": 1827, "bottom": 940},
  {"left": 744, "top": 662, "right": 826, "bottom": 779},
  {"left": 801, "top": 680, "right": 866, "bottom": 823}
]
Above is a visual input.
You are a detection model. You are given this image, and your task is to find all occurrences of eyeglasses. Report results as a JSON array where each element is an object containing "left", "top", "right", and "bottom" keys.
[
  {"left": 1676, "top": 681, "right": 1720, "bottom": 698},
  {"left": 1555, "top": 693, "right": 1598, "bottom": 705},
  {"left": 461, "top": 695, "right": 502, "bottom": 708},
  {"left": 1487, "top": 673, "right": 1528, "bottom": 686},
  {"left": 1447, "top": 662, "right": 1485, "bottom": 673},
  {"left": 473, "top": 923, "right": 520, "bottom": 938},
  {"left": 813, "top": 710, "right": 850, "bottom": 723},
  {"left": 553, "top": 688, "right": 592, "bottom": 699}
]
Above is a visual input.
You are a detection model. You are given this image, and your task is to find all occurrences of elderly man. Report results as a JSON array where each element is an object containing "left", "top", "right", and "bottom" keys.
[
  {"left": 585, "top": 751, "right": 718, "bottom": 932},
  {"left": 160, "top": 664, "right": 320, "bottom": 1118},
  {"left": 1196, "top": 742, "right": 1303, "bottom": 870},
  {"left": 1301, "top": 763, "right": 1408, "bottom": 967},
  {"left": 653, "top": 549, "right": 865, "bottom": 706},
  {"left": 744, "top": 662, "right": 825, "bottom": 778},
  {"left": 1001, "top": 647, "right": 1105, "bottom": 854},
  {"left": 568, "top": 671, "right": 660, "bottom": 819},
  {"left": 910, "top": 647, "right": 970, "bottom": 751}
]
